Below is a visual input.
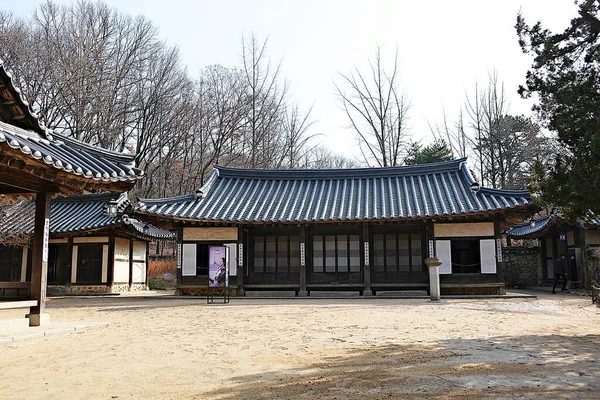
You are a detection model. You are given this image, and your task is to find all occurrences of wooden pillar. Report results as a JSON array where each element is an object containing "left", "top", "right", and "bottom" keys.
[
  {"left": 29, "top": 190, "right": 51, "bottom": 326},
  {"left": 362, "top": 223, "right": 372, "bottom": 296},
  {"left": 145, "top": 241, "right": 150, "bottom": 288},
  {"left": 236, "top": 226, "right": 245, "bottom": 296},
  {"left": 425, "top": 221, "right": 435, "bottom": 296},
  {"left": 575, "top": 225, "right": 589, "bottom": 290},
  {"left": 176, "top": 225, "right": 183, "bottom": 295},
  {"left": 107, "top": 235, "right": 115, "bottom": 289},
  {"left": 494, "top": 215, "right": 506, "bottom": 294},
  {"left": 128, "top": 239, "right": 134, "bottom": 290},
  {"left": 299, "top": 225, "right": 307, "bottom": 297}
]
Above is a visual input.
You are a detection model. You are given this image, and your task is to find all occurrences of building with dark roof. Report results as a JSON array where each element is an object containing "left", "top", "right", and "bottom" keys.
[
  {"left": 137, "top": 159, "right": 535, "bottom": 296},
  {"left": 0, "top": 192, "right": 174, "bottom": 295},
  {"left": 0, "top": 59, "right": 145, "bottom": 323},
  {"left": 505, "top": 212, "right": 600, "bottom": 287}
]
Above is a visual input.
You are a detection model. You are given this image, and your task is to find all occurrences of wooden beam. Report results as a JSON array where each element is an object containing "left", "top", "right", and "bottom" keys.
[
  {"left": 0, "top": 184, "right": 34, "bottom": 195},
  {"left": 29, "top": 190, "right": 51, "bottom": 325}
]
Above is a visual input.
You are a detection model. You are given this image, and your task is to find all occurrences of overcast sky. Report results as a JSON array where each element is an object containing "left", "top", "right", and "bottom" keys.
[{"left": 12, "top": 0, "right": 578, "bottom": 160}]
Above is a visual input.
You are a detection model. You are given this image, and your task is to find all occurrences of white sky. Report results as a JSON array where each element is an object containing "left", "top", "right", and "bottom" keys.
[{"left": 12, "top": 0, "right": 578, "bottom": 161}]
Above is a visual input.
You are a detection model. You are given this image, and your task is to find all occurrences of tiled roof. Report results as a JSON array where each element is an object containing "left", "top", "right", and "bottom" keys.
[
  {"left": 506, "top": 210, "right": 600, "bottom": 238},
  {"left": 0, "top": 60, "right": 144, "bottom": 193},
  {"left": 0, "top": 192, "right": 174, "bottom": 240},
  {"left": 137, "top": 159, "right": 533, "bottom": 223},
  {"left": 0, "top": 60, "right": 46, "bottom": 135},
  {"left": 0, "top": 121, "right": 144, "bottom": 183},
  {"left": 505, "top": 215, "right": 555, "bottom": 238}
]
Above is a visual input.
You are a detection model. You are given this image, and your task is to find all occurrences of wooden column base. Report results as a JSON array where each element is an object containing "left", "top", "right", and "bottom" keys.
[{"left": 28, "top": 313, "right": 50, "bottom": 327}]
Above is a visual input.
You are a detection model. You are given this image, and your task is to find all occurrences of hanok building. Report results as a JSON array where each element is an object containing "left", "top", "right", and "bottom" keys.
[
  {"left": 137, "top": 159, "right": 534, "bottom": 296},
  {"left": 0, "top": 192, "right": 174, "bottom": 295},
  {"left": 0, "top": 60, "right": 144, "bottom": 324},
  {"left": 505, "top": 212, "right": 600, "bottom": 286}
]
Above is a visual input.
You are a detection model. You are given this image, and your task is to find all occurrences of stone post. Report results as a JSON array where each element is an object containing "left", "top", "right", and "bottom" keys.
[{"left": 425, "top": 257, "right": 443, "bottom": 301}]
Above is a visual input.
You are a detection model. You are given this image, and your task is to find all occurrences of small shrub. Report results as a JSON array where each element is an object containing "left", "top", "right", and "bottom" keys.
[{"left": 148, "top": 277, "right": 176, "bottom": 290}]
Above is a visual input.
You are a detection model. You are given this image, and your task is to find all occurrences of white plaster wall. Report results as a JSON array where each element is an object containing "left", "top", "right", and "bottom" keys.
[
  {"left": 113, "top": 238, "right": 130, "bottom": 283},
  {"left": 132, "top": 241, "right": 146, "bottom": 283}
]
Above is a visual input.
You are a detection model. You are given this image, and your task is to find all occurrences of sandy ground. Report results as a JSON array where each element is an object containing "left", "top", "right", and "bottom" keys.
[{"left": 0, "top": 291, "right": 599, "bottom": 400}]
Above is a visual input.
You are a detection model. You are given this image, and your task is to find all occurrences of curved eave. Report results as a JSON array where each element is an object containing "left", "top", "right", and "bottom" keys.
[
  {"left": 0, "top": 123, "right": 144, "bottom": 187},
  {"left": 0, "top": 60, "right": 47, "bottom": 136},
  {"left": 128, "top": 218, "right": 175, "bottom": 240},
  {"left": 51, "top": 222, "right": 121, "bottom": 236},
  {"left": 136, "top": 203, "right": 532, "bottom": 225},
  {"left": 506, "top": 216, "right": 555, "bottom": 239}
]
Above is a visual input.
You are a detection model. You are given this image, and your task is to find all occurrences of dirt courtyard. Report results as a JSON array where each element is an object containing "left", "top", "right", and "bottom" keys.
[{"left": 1, "top": 292, "right": 599, "bottom": 400}]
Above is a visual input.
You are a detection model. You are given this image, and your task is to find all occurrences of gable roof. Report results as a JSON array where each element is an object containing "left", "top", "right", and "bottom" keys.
[
  {"left": 137, "top": 159, "right": 533, "bottom": 224},
  {"left": 0, "top": 192, "right": 174, "bottom": 240}
]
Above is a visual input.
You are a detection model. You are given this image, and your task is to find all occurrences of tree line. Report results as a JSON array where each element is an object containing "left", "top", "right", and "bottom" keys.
[
  {"left": 1, "top": 0, "right": 581, "bottom": 203},
  {"left": 0, "top": 1, "right": 358, "bottom": 199}
]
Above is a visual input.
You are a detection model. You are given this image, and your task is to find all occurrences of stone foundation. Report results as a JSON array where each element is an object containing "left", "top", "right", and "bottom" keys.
[
  {"left": 48, "top": 285, "right": 110, "bottom": 294},
  {"left": 503, "top": 247, "right": 542, "bottom": 288},
  {"left": 110, "top": 283, "right": 130, "bottom": 293},
  {"left": 441, "top": 286, "right": 505, "bottom": 295},
  {"left": 47, "top": 283, "right": 150, "bottom": 295},
  {"left": 130, "top": 283, "right": 148, "bottom": 291}
]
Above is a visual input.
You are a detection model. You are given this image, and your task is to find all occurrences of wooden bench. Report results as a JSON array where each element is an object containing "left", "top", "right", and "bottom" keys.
[
  {"left": 0, "top": 299, "right": 37, "bottom": 310},
  {"left": 0, "top": 282, "right": 30, "bottom": 298}
]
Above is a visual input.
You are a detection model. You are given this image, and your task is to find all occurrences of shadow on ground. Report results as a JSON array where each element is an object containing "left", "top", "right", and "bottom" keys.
[{"left": 200, "top": 334, "right": 600, "bottom": 400}]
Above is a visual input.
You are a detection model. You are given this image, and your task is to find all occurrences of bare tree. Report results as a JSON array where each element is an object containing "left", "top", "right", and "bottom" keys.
[
  {"left": 0, "top": 1, "right": 190, "bottom": 158},
  {"left": 239, "top": 33, "right": 288, "bottom": 168},
  {"left": 335, "top": 45, "right": 410, "bottom": 167},
  {"left": 304, "top": 145, "right": 360, "bottom": 169},
  {"left": 428, "top": 107, "right": 468, "bottom": 158},
  {"left": 432, "top": 71, "right": 549, "bottom": 189},
  {"left": 279, "top": 103, "right": 318, "bottom": 169},
  {"left": 1, "top": 3, "right": 324, "bottom": 198}
]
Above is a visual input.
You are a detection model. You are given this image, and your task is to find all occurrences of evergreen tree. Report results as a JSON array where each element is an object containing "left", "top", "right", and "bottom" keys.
[
  {"left": 517, "top": 0, "right": 600, "bottom": 219},
  {"left": 404, "top": 139, "right": 454, "bottom": 165}
]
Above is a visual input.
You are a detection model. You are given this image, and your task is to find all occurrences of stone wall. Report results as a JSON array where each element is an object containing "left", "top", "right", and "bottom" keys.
[{"left": 503, "top": 247, "right": 542, "bottom": 288}]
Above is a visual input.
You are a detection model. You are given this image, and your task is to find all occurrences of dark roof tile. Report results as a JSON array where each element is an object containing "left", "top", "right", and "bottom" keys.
[
  {"left": 0, "top": 192, "right": 173, "bottom": 240},
  {"left": 137, "top": 159, "right": 533, "bottom": 223}
]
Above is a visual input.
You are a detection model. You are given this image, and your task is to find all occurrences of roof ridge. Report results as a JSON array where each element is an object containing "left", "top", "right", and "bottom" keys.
[
  {"left": 53, "top": 132, "right": 137, "bottom": 164},
  {"left": 214, "top": 158, "right": 468, "bottom": 179},
  {"left": 53, "top": 192, "right": 121, "bottom": 203},
  {"left": 479, "top": 187, "right": 531, "bottom": 196},
  {"left": 138, "top": 193, "right": 196, "bottom": 205}
]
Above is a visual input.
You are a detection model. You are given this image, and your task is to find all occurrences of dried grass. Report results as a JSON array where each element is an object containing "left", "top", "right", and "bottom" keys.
[{"left": 147, "top": 258, "right": 176, "bottom": 279}]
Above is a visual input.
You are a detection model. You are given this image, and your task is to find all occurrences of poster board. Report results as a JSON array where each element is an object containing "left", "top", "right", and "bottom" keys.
[{"left": 208, "top": 246, "right": 228, "bottom": 288}]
